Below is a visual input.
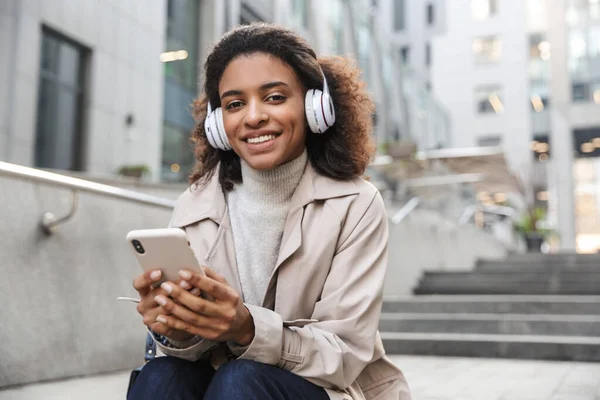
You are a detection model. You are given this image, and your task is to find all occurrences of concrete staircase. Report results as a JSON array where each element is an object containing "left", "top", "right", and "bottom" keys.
[
  {"left": 413, "top": 254, "right": 600, "bottom": 295},
  {"left": 381, "top": 254, "right": 600, "bottom": 361},
  {"left": 380, "top": 295, "right": 600, "bottom": 361}
]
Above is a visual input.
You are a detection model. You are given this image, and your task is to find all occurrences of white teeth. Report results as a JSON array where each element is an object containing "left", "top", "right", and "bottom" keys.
[{"left": 247, "top": 135, "right": 276, "bottom": 144}]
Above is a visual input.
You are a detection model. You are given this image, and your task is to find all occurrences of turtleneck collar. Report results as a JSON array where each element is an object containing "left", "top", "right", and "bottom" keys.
[{"left": 237, "top": 149, "right": 308, "bottom": 205}]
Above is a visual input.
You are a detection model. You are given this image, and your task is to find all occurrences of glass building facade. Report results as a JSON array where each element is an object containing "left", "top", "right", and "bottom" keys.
[{"left": 161, "top": 0, "right": 200, "bottom": 181}]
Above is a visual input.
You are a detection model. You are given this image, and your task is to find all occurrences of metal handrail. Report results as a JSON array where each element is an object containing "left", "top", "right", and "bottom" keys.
[
  {"left": 391, "top": 197, "right": 420, "bottom": 225},
  {"left": 0, "top": 161, "right": 176, "bottom": 234},
  {"left": 459, "top": 203, "right": 519, "bottom": 225}
]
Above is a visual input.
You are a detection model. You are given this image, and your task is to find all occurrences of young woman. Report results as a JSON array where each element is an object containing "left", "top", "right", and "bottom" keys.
[{"left": 129, "top": 23, "right": 410, "bottom": 400}]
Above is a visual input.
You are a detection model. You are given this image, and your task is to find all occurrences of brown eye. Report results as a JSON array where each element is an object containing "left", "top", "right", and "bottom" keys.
[
  {"left": 226, "top": 101, "right": 243, "bottom": 110},
  {"left": 266, "top": 94, "right": 286, "bottom": 102}
]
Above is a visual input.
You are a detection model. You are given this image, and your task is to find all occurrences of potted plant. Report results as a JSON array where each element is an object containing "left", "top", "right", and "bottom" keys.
[
  {"left": 117, "top": 164, "right": 150, "bottom": 179},
  {"left": 514, "top": 207, "right": 553, "bottom": 252},
  {"left": 379, "top": 139, "right": 417, "bottom": 159}
]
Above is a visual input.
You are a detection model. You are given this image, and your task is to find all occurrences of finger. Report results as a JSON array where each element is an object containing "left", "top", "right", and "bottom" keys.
[
  {"left": 156, "top": 314, "right": 221, "bottom": 340},
  {"left": 179, "top": 280, "right": 192, "bottom": 290},
  {"left": 179, "top": 270, "right": 237, "bottom": 302},
  {"left": 148, "top": 321, "right": 174, "bottom": 338},
  {"left": 202, "top": 266, "right": 228, "bottom": 285},
  {"left": 159, "top": 282, "right": 222, "bottom": 317},
  {"left": 133, "top": 270, "right": 162, "bottom": 296},
  {"left": 137, "top": 287, "right": 169, "bottom": 314},
  {"left": 154, "top": 294, "right": 217, "bottom": 331}
]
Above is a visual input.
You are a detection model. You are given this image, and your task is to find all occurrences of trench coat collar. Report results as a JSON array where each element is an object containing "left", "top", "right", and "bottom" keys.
[{"left": 168, "top": 161, "right": 362, "bottom": 228}]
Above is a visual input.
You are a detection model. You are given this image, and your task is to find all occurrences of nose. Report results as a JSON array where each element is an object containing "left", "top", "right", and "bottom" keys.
[{"left": 243, "top": 100, "right": 269, "bottom": 127}]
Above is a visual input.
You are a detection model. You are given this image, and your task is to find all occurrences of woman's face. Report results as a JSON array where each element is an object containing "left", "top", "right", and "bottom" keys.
[{"left": 218, "top": 53, "right": 308, "bottom": 170}]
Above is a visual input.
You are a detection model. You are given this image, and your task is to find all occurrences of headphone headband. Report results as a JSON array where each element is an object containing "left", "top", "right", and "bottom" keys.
[{"left": 321, "top": 69, "right": 330, "bottom": 97}]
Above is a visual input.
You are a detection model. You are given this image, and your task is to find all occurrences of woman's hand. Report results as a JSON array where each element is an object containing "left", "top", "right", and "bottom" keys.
[
  {"left": 153, "top": 267, "right": 255, "bottom": 345},
  {"left": 133, "top": 270, "right": 195, "bottom": 342}
]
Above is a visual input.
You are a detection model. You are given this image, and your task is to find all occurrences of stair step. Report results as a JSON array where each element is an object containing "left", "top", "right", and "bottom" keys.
[
  {"left": 497, "top": 253, "right": 600, "bottom": 265},
  {"left": 476, "top": 264, "right": 600, "bottom": 272},
  {"left": 381, "top": 332, "right": 600, "bottom": 361},
  {"left": 379, "top": 313, "right": 600, "bottom": 336},
  {"left": 413, "top": 283, "right": 600, "bottom": 295},
  {"left": 382, "top": 295, "right": 600, "bottom": 314}
]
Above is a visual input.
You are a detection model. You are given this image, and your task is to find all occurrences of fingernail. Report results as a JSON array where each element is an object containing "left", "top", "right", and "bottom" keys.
[
  {"left": 150, "top": 270, "right": 162, "bottom": 281},
  {"left": 156, "top": 316, "right": 167, "bottom": 324},
  {"left": 154, "top": 295, "right": 167, "bottom": 306},
  {"left": 179, "top": 281, "right": 191, "bottom": 290},
  {"left": 161, "top": 282, "right": 173, "bottom": 294},
  {"left": 190, "top": 288, "right": 201, "bottom": 296},
  {"left": 179, "top": 270, "right": 192, "bottom": 280}
]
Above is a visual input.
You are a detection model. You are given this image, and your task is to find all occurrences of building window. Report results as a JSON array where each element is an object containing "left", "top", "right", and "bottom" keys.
[
  {"left": 566, "top": 0, "right": 600, "bottom": 26},
  {"left": 574, "top": 128, "right": 600, "bottom": 158},
  {"left": 529, "top": 34, "right": 551, "bottom": 80},
  {"left": 323, "top": 0, "right": 344, "bottom": 55},
  {"left": 475, "top": 85, "right": 504, "bottom": 114},
  {"left": 477, "top": 135, "right": 502, "bottom": 147},
  {"left": 425, "top": 42, "right": 431, "bottom": 66},
  {"left": 240, "top": 3, "right": 263, "bottom": 25},
  {"left": 292, "top": 0, "right": 309, "bottom": 28},
  {"left": 427, "top": 3, "right": 435, "bottom": 26},
  {"left": 162, "top": 0, "right": 200, "bottom": 181},
  {"left": 35, "top": 28, "right": 87, "bottom": 171},
  {"left": 161, "top": 123, "right": 196, "bottom": 181},
  {"left": 400, "top": 46, "right": 410, "bottom": 65},
  {"left": 531, "top": 134, "right": 550, "bottom": 162},
  {"left": 471, "top": 0, "right": 497, "bottom": 21},
  {"left": 568, "top": 25, "right": 600, "bottom": 103},
  {"left": 530, "top": 93, "right": 549, "bottom": 112},
  {"left": 473, "top": 36, "right": 502, "bottom": 64},
  {"left": 394, "top": 0, "right": 406, "bottom": 31}
]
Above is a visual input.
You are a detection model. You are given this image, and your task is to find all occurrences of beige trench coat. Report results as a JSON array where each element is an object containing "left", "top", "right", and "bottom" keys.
[{"left": 157, "top": 162, "right": 411, "bottom": 400}]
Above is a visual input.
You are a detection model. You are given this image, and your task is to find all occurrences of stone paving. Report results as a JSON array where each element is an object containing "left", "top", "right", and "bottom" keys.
[{"left": 1, "top": 355, "right": 599, "bottom": 399}]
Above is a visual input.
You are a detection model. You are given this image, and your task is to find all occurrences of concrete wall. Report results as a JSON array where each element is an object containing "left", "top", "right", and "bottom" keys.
[
  {"left": 384, "top": 208, "right": 507, "bottom": 297},
  {"left": 0, "top": 175, "right": 178, "bottom": 388},
  {"left": 0, "top": 0, "right": 165, "bottom": 180}
]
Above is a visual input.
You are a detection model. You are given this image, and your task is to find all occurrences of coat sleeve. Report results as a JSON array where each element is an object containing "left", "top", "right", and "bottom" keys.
[{"left": 235, "top": 190, "right": 388, "bottom": 390}]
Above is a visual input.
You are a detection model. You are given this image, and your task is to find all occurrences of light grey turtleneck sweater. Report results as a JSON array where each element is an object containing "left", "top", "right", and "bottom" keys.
[{"left": 227, "top": 150, "right": 308, "bottom": 306}]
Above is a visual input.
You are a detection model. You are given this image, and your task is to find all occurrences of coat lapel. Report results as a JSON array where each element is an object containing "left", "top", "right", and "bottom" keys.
[
  {"left": 169, "top": 171, "right": 243, "bottom": 296},
  {"left": 202, "top": 208, "right": 243, "bottom": 297},
  {"left": 262, "top": 163, "right": 361, "bottom": 307}
]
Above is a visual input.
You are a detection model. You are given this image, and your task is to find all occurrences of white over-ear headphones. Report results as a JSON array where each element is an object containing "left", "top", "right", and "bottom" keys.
[
  {"left": 204, "top": 102, "right": 232, "bottom": 151},
  {"left": 305, "top": 70, "right": 336, "bottom": 134},
  {"left": 204, "top": 67, "right": 336, "bottom": 151}
]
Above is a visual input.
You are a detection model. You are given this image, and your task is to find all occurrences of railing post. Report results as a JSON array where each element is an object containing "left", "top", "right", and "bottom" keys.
[{"left": 39, "top": 190, "right": 79, "bottom": 235}]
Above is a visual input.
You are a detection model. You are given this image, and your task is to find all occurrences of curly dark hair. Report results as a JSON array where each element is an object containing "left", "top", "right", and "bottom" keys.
[{"left": 189, "top": 23, "right": 375, "bottom": 190}]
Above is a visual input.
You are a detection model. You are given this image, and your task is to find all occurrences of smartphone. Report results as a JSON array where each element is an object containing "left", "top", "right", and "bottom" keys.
[{"left": 126, "top": 228, "right": 204, "bottom": 286}]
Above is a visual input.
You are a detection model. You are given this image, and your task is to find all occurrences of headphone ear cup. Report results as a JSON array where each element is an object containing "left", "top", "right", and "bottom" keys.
[
  {"left": 321, "top": 92, "right": 336, "bottom": 129},
  {"left": 215, "top": 107, "right": 231, "bottom": 151},
  {"left": 204, "top": 111, "right": 219, "bottom": 149},
  {"left": 208, "top": 109, "right": 223, "bottom": 149},
  {"left": 305, "top": 89, "right": 320, "bottom": 134},
  {"left": 313, "top": 90, "right": 329, "bottom": 133}
]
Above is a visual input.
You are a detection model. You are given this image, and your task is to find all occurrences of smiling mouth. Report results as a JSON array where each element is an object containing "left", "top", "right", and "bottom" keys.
[{"left": 244, "top": 133, "right": 281, "bottom": 144}]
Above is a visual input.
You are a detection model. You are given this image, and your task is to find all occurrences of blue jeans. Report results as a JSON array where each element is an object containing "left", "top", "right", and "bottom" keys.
[{"left": 127, "top": 357, "right": 330, "bottom": 400}]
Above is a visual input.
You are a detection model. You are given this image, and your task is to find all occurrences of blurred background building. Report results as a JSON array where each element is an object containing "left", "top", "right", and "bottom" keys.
[
  {"left": 430, "top": 0, "right": 600, "bottom": 252},
  {"left": 3, "top": 1, "right": 600, "bottom": 392},
  {"left": 2, "top": 0, "right": 600, "bottom": 251}
]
